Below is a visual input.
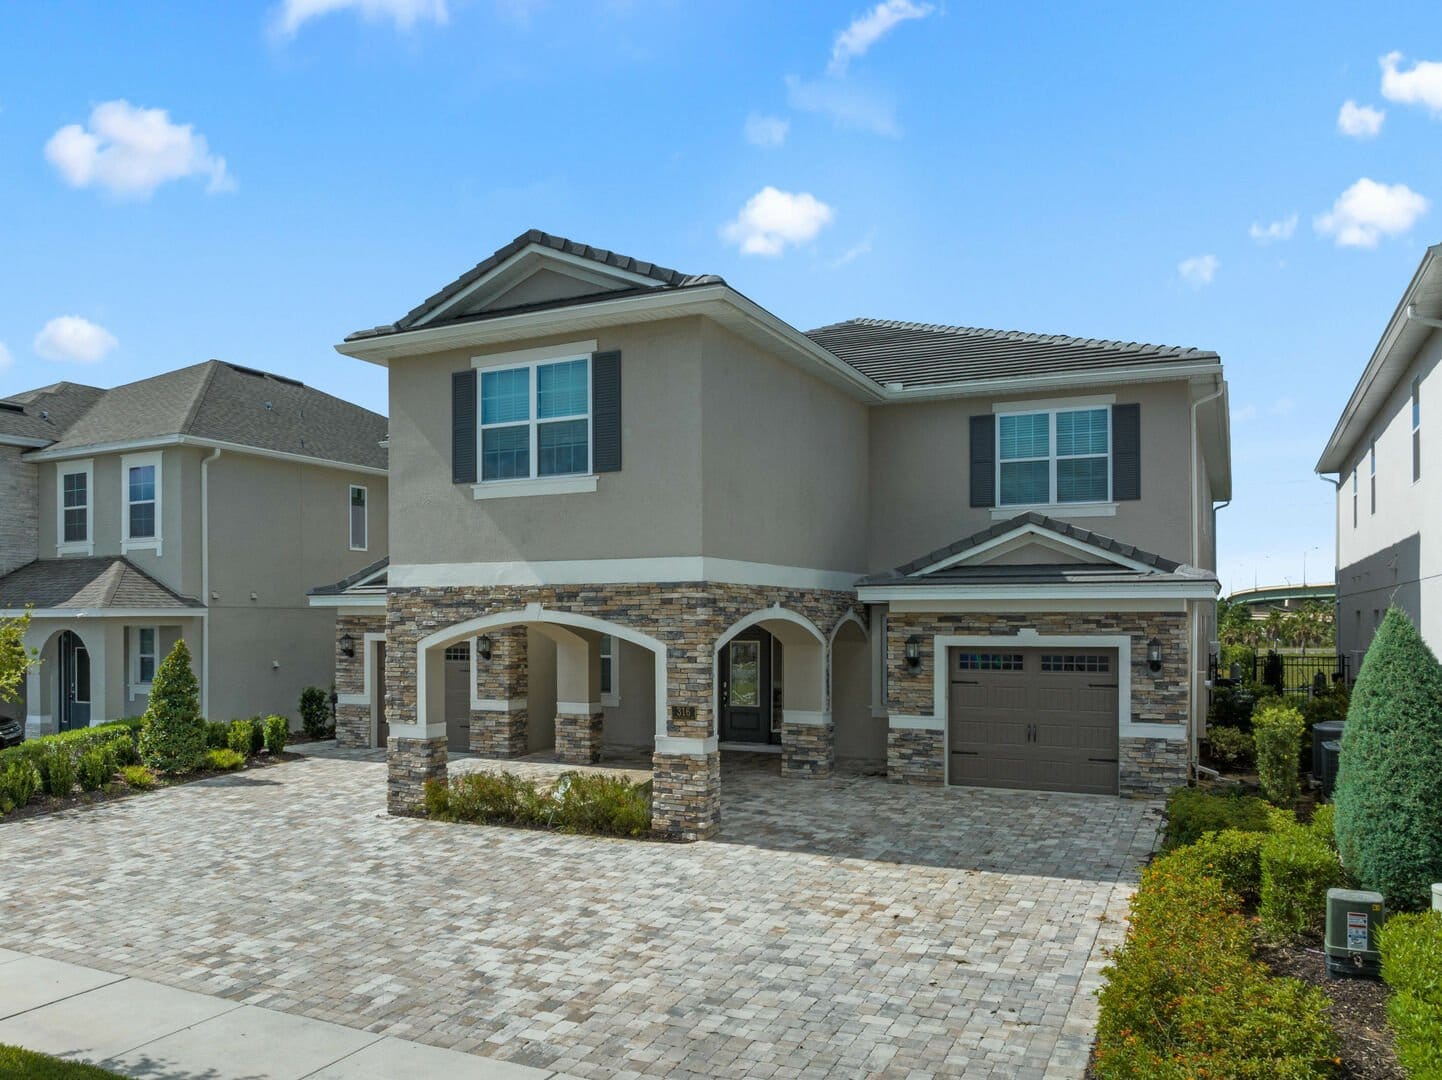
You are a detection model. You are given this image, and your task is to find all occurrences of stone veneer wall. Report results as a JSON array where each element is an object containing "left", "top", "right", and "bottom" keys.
[
  {"left": 781, "top": 720, "right": 834, "bottom": 778},
  {"left": 0, "top": 447, "right": 38, "bottom": 578},
  {"left": 385, "top": 583, "right": 861, "bottom": 837},
  {"left": 884, "top": 609, "right": 1191, "bottom": 795},
  {"left": 387, "top": 736, "right": 445, "bottom": 814},
  {"left": 471, "top": 627, "right": 529, "bottom": 756},
  {"left": 556, "top": 710, "right": 604, "bottom": 764},
  {"left": 887, "top": 729, "right": 945, "bottom": 785},
  {"left": 334, "top": 611, "right": 386, "bottom": 747}
]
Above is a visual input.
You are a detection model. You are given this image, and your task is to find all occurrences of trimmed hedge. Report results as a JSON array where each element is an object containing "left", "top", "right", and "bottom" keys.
[
  {"left": 1206, "top": 725, "right": 1254, "bottom": 768},
  {"left": 1162, "top": 827, "right": 1266, "bottom": 906},
  {"left": 263, "top": 715, "right": 288, "bottom": 755},
  {"left": 1162, "top": 787, "right": 1272, "bottom": 850},
  {"left": 424, "top": 770, "right": 653, "bottom": 838},
  {"left": 1379, "top": 911, "right": 1442, "bottom": 1080},
  {"left": 226, "top": 719, "right": 255, "bottom": 757},
  {"left": 1253, "top": 701, "right": 1305, "bottom": 806},
  {"left": 1259, "top": 821, "right": 1347, "bottom": 939}
]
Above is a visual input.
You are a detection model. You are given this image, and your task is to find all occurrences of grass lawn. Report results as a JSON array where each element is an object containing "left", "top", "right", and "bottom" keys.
[{"left": 0, "top": 1044, "right": 121, "bottom": 1078}]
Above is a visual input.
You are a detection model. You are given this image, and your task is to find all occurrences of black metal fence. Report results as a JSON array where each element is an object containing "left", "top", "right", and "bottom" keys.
[{"left": 1245, "top": 651, "right": 1350, "bottom": 695}]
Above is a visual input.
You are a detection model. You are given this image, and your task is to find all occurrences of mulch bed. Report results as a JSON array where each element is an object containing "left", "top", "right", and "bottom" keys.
[{"left": 0, "top": 751, "right": 302, "bottom": 825}]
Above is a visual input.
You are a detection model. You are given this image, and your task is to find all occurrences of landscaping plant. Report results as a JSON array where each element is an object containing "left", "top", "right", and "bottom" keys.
[
  {"left": 1252, "top": 700, "right": 1305, "bottom": 806},
  {"left": 1205, "top": 724, "right": 1253, "bottom": 768},
  {"left": 1161, "top": 827, "right": 1266, "bottom": 905},
  {"left": 1161, "top": 786, "right": 1271, "bottom": 850},
  {"left": 263, "top": 714, "right": 288, "bottom": 755},
  {"left": 0, "top": 759, "right": 40, "bottom": 814},
  {"left": 120, "top": 765, "right": 156, "bottom": 790},
  {"left": 75, "top": 747, "right": 115, "bottom": 792},
  {"left": 1378, "top": 911, "right": 1442, "bottom": 1080},
  {"left": 226, "top": 718, "right": 255, "bottom": 756},
  {"left": 0, "top": 608, "right": 39, "bottom": 709},
  {"left": 1259, "top": 821, "right": 1346, "bottom": 939},
  {"left": 204, "top": 720, "right": 229, "bottom": 749},
  {"left": 1333, "top": 607, "right": 1442, "bottom": 909},
  {"left": 138, "top": 640, "right": 207, "bottom": 775},
  {"left": 37, "top": 745, "right": 76, "bottom": 798},
  {"left": 299, "top": 686, "right": 330, "bottom": 738},
  {"left": 204, "top": 748, "right": 245, "bottom": 771},
  {"left": 248, "top": 716, "right": 265, "bottom": 755}
]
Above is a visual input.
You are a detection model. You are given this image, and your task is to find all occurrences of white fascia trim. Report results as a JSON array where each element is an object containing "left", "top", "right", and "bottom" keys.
[
  {"left": 24, "top": 434, "right": 387, "bottom": 476},
  {"left": 386, "top": 722, "right": 449, "bottom": 741},
  {"left": 557, "top": 700, "right": 603, "bottom": 715},
  {"left": 337, "top": 693, "right": 368, "bottom": 707},
  {"left": 656, "top": 735, "right": 717, "bottom": 756},
  {"left": 990, "top": 502, "right": 1117, "bottom": 520},
  {"left": 306, "top": 594, "right": 387, "bottom": 609},
  {"left": 914, "top": 521, "right": 1160, "bottom": 576},
  {"left": 473, "top": 475, "right": 597, "bottom": 500},
  {"left": 471, "top": 338, "right": 599, "bottom": 369},
  {"left": 992, "top": 393, "right": 1116, "bottom": 413},
  {"left": 0, "top": 435, "right": 52, "bottom": 448},
  {"left": 781, "top": 709, "right": 831, "bottom": 727},
  {"left": 858, "top": 582, "right": 1218, "bottom": 602},
  {"left": 473, "top": 697, "right": 527, "bottom": 712},
  {"left": 887, "top": 360, "right": 1224, "bottom": 403},
  {"left": 1127, "top": 723, "right": 1187, "bottom": 741},
  {"left": 391, "top": 558, "right": 861, "bottom": 592},
  {"left": 1, "top": 607, "right": 207, "bottom": 619},
  {"left": 889, "top": 714, "right": 944, "bottom": 730}
]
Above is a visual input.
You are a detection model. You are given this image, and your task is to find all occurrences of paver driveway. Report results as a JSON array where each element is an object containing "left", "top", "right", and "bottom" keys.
[{"left": 0, "top": 748, "right": 1160, "bottom": 1079}]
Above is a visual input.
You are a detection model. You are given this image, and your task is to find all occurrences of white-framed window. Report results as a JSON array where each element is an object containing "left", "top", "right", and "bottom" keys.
[
  {"left": 600, "top": 634, "right": 620, "bottom": 708},
  {"left": 1412, "top": 377, "right": 1421, "bottom": 483},
  {"left": 130, "top": 626, "right": 157, "bottom": 696},
  {"left": 56, "top": 459, "right": 93, "bottom": 556},
  {"left": 478, "top": 355, "right": 590, "bottom": 483},
  {"left": 997, "top": 406, "right": 1111, "bottom": 506},
  {"left": 1369, "top": 439, "right": 1377, "bottom": 515},
  {"left": 349, "top": 484, "right": 368, "bottom": 551},
  {"left": 121, "top": 451, "right": 163, "bottom": 554}
]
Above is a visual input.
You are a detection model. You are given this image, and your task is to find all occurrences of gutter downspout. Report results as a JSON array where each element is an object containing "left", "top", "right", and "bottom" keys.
[
  {"left": 1189, "top": 377, "right": 1227, "bottom": 776},
  {"left": 200, "top": 448, "right": 222, "bottom": 718}
]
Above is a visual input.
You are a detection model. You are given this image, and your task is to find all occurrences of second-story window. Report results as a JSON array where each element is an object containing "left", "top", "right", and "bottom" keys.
[
  {"left": 349, "top": 485, "right": 368, "bottom": 551},
  {"left": 479, "top": 357, "right": 590, "bottom": 482},
  {"left": 1413, "top": 377, "right": 1421, "bottom": 483},
  {"left": 56, "top": 460, "right": 93, "bottom": 553},
  {"left": 998, "top": 407, "right": 1110, "bottom": 506},
  {"left": 121, "top": 452, "right": 162, "bottom": 554}
]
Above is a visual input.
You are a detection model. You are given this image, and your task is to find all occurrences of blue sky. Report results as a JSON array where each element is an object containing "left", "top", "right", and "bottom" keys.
[{"left": 3, "top": 1, "right": 1442, "bottom": 592}]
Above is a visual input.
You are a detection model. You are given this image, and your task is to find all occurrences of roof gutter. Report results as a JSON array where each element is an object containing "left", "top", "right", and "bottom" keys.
[
  {"left": 22, "top": 434, "right": 387, "bottom": 475},
  {"left": 0, "top": 435, "right": 52, "bottom": 449}
]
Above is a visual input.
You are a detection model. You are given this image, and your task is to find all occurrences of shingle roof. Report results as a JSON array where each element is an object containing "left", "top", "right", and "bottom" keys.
[
  {"left": 0, "top": 382, "right": 106, "bottom": 445},
  {"left": 805, "top": 318, "right": 1220, "bottom": 389},
  {"left": 33, "top": 361, "right": 387, "bottom": 469},
  {"left": 346, "top": 229, "right": 721, "bottom": 342},
  {"left": 0, "top": 557, "right": 203, "bottom": 611},
  {"left": 308, "top": 556, "right": 389, "bottom": 596}
]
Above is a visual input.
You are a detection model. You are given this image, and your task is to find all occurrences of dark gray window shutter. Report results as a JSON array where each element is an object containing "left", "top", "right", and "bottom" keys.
[
  {"left": 1112, "top": 403, "right": 1140, "bottom": 501},
  {"left": 969, "top": 414, "right": 996, "bottom": 507},
  {"left": 452, "top": 369, "right": 477, "bottom": 484},
  {"left": 592, "top": 350, "right": 622, "bottom": 473}
]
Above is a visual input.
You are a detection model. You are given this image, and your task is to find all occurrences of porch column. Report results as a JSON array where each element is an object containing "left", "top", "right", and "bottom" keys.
[
  {"left": 780, "top": 635, "right": 832, "bottom": 778},
  {"left": 471, "top": 627, "right": 529, "bottom": 757},
  {"left": 386, "top": 608, "right": 447, "bottom": 815},
  {"left": 884, "top": 618, "right": 944, "bottom": 785},
  {"left": 555, "top": 631, "right": 603, "bottom": 764},
  {"left": 652, "top": 640, "right": 720, "bottom": 841}
]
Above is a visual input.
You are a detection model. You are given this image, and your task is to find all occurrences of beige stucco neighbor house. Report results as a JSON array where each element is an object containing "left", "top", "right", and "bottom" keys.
[
  {"left": 1319, "top": 244, "right": 1441, "bottom": 669},
  {"left": 312, "top": 229, "right": 1230, "bottom": 839},
  {"left": 0, "top": 361, "right": 388, "bottom": 735}
]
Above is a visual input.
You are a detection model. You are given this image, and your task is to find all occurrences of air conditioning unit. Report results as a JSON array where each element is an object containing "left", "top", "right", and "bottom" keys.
[{"left": 1325, "top": 888, "right": 1385, "bottom": 978}]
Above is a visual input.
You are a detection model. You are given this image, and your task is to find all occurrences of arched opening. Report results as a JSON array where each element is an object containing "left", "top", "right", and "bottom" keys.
[
  {"left": 830, "top": 613, "right": 881, "bottom": 772},
  {"left": 29, "top": 628, "right": 95, "bottom": 733}
]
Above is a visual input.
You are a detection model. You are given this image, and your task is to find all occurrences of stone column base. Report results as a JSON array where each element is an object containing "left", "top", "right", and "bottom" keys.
[
  {"left": 1119, "top": 735, "right": 1187, "bottom": 796},
  {"left": 470, "top": 710, "right": 529, "bottom": 757},
  {"left": 652, "top": 750, "right": 720, "bottom": 841},
  {"left": 387, "top": 736, "right": 447, "bottom": 815},
  {"left": 887, "top": 727, "right": 944, "bottom": 785},
  {"left": 556, "top": 711, "right": 603, "bottom": 764},
  {"left": 335, "top": 703, "right": 371, "bottom": 748},
  {"left": 781, "top": 721, "right": 834, "bottom": 778}
]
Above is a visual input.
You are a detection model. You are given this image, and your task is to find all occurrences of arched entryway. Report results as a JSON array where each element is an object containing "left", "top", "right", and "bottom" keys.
[{"left": 829, "top": 612, "right": 881, "bottom": 771}]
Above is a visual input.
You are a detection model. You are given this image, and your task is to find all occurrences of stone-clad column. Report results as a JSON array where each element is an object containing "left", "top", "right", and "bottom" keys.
[
  {"left": 782, "top": 717, "right": 835, "bottom": 778},
  {"left": 555, "top": 629, "right": 603, "bottom": 764},
  {"left": 556, "top": 709, "right": 604, "bottom": 763},
  {"left": 652, "top": 640, "right": 720, "bottom": 840},
  {"left": 387, "top": 736, "right": 446, "bottom": 815},
  {"left": 471, "top": 627, "right": 529, "bottom": 757},
  {"left": 884, "top": 619, "right": 945, "bottom": 785}
]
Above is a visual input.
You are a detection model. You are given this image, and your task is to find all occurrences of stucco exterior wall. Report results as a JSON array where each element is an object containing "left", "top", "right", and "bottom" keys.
[{"left": 0, "top": 446, "right": 38, "bottom": 577}]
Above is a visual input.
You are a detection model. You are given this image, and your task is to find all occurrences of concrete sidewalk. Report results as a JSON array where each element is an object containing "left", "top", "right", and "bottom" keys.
[{"left": 0, "top": 948, "right": 580, "bottom": 1079}]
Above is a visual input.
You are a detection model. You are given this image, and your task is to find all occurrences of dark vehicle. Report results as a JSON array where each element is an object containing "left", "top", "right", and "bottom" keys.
[{"left": 0, "top": 716, "right": 22, "bottom": 748}]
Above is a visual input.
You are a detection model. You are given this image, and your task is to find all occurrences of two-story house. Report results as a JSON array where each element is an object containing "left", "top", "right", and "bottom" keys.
[
  {"left": 1319, "top": 243, "right": 1441, "bottom": 667},
  {"left": 0, "top": 361, "right": 388, "bottom": 735},
  {"left": 311, "top": 230, "right": 1229, "bottom": 838}
]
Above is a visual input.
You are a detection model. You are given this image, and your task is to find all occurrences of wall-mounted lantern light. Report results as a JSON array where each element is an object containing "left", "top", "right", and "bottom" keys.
[
  {"left": 339, "top": 633, "right": 355, "bottom": 659},
  {"left": 477, "top": 634, "right": 493, "bottom": 661},
  {"left": 904, "top": 635, "right": 922, "bottom": 670},
  {"left": 1147, "top": 637, "right": 1163, "bottom": 673}
]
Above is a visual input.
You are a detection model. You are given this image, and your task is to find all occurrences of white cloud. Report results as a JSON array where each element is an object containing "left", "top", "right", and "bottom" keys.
[
  {"left": 1248, "top": 214, "right": 1298, "bottom": 243},
  {"left": 1315, "top": 177, "right": 1429, "bottom": 247},
  {"left": 1337, "top": 99, "right": 1385, "bottom": 137},
  {"left": 1177, "top": 254, "right": 1219, "bottom": 288},
  {"left": 274, "top": 0, "right": 447, "bottom": 36},
  {"left": 828, "top": 0, "right": 934, "bottom": 76},
  {"left": 743, "top": 113, "right": 789, "bottom": 148},
  {"left": 722, "top": 187, "right": 835, "bottom": 256},
  {"left": 1380, "top": 51, "right": 1442, "bottom": 113},
  {"left": 0, "top": 342, "right": 11, "bottom": 371},
  {"left": 786, "top": 75, "right": 900, "bottom": 137},
  {"left": 45, "top": 100, "right": 233, "bottom": 199},
  {"left": 34, "top": 317, "right": 118, "bottom": 364}
]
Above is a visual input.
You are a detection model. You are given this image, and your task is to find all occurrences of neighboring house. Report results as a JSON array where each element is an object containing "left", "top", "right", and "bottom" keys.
[
  {"left": 1228, "top": 582, "right": 1336, "bottom": 617},
  {"left": 0, "top": 362, "right": 388, "bottom": 735},
  {"left": 1319, "top": 244, "right": 1440, "bottom": 671},
  {"left": 312, "top": 229, "right": 1229, "bottom": 838}
]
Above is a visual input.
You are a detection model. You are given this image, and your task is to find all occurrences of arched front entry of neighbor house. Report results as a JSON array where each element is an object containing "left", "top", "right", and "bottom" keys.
[
  {"left": 828, "top": 611, "right": 881, "bottom": 771},
  {"left": 24, "top": 627, "right": 98, "bottom": 735},
  {"left": 713, "top": 606, "right": 831, "bottom": 778}
]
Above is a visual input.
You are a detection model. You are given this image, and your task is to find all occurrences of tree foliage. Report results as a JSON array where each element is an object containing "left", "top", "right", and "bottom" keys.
[
  {"left": 137, "top": 639, "right": 206, "bottom": 775},
  {"left": 0, "top": 609, "right": 39, "bottom": 706}
]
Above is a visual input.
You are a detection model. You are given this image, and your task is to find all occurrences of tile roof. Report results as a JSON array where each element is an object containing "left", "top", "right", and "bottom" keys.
[
  {"left": 347, "top": 229, "right": 721, "bottom": 342},
  {"left": 31, "top": 361, "right": 387, "bottom": 469},
  {"left": 805, "top": 318, "right": 1220, "bottom": 389},
  {"left": 0, "top": 557, "right": 203, "bottom": 611},
  {"left": 0, "top": 382, "right": 106, "bottom": 445}
]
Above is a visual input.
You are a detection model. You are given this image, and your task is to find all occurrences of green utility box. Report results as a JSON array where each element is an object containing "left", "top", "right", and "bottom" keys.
[{"left": 1325, "top": 888, "right": 1386, "bottom": 978}]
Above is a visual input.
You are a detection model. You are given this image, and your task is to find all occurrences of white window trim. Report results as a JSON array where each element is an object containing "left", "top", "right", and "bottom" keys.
[
  {"left": 349, "top": 484, "right": 368, "bottom": 552},
  {"left": 121, "top": 451, "right": 164, "bottom": 556},
  {"left": 471, "top": 474, "right": 597, "bottom": 500},
  {"left": 600, "top": 634, "right": 621, "bottom": 709},
  {"left": 128, "top": 625, "right": 158, "bottom": 700},
  {"left": 475, "top": 353, "right": 592, "bottom": 487},
  {"left": 55, "top": 459, "right": 94, "bottom": 556},
  {"left": 995, "top": 405, "right": 1113, "bottom": 510}
]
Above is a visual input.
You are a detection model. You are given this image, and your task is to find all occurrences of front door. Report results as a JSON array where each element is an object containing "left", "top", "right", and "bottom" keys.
[
  {"left": 444, "top": 641, "right": 471, "bottom": 752},
  {"left": 58, "top": 631, "right": 91, "bottom": 731},
  {"left": 375, "top": 642, "right": 388, "bottom": 748},
  {"left": 719, "top": 629, "right": 775, "bottom": 744}
]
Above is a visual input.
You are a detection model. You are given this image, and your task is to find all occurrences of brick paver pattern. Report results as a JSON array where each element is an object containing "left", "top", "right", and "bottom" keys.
[{"left": 0, "top": 747, "right": 1160, "bottom": 1079}]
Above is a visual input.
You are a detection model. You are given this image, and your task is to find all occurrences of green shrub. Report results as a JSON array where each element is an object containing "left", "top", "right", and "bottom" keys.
[
  {"left": 1162, "top": 786, "right": 1271, "bottom": 850},
  {"left": 104, "top": 732, "right": 139, "bottom": 767},
  {"left": 0, "top": 720, "right": 143, "bottom": 776},
  {"left": 1379, "top": 911, "right": 1442, "bottom": 1080},
  {"left": 203, "top": 748, "right": 245, "bottom": 771},
  {"left": 1301, "top": 684, "right": 1350, "bottom": 728},
  {"left": 426, "top": 770, "right": 653, "bottom": 837},
  {"left": 1334, "top": 607, "right": 1442, "bottom": 909},
  {"left": 1307, "top": 803, "right": 1336, "bottom": 849},
  {"left": 120, "top": 764, "right": 156, "bottom": 790},
  {"left": 1159, "top": 828, "right": 1266, "bottom": 906},
  {"left": 204, "top": 720, "right": 229, "bottom": 749},
  {"left": 138, "top": 640, "right": 206, "bottom": 775},
  {"left": 1253, "top": 701, "right": 1305, "bottom": 806},
  {"left": 263, "top": 715, "right": 288, "bottom": 754},
  {"left": 432, "top": 771, "right": 536, "bottom": 825},
  {"left": 226, "top": 719, "right": 254, "bottom": 757},
  {"left": 551, "top": 772, "right": 652, "bottom": 837},
  {"left": 1221, "top": 643, "right": 1258, "bottom": 680},
  {"left": 0, "top": 759, "right": 40, "bottom": 813},
  {"left": 299, "top": 686, "right": 330, "bottom": 738},
  {"left": 1209, "top": 682, "right": 1258, "bottom": 730},
  {"left": 248, "top": 716, "right": 265, "bottom": 755},
  {"left": 1094, "top": 858, "right": 1338, "bottom": 1078},
  {"left": 37, "top": 746, "right": 76, "bottom": 798},
  {"left": 0, "top": 1042, "right": 130, "bottom": 1078},
  {"left": 1259, "top": 823, "right": 1346, "bottom": 939},
  {"left": 75, "top": 747, "right": 114, "bottom": 792},
  {"left": 1206, "top": 724, "right": 1254, "bottom": 768}
]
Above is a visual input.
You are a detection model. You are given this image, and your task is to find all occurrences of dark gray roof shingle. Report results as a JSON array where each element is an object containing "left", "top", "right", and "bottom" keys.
[
  {"left": 805, "top": 318, "right": 1220, "bottom": 389},
  {"left": 0, "top": 382, "right": 106, "bottom": 445},
  {"left": 308, "top": 556, "right": 389, "bottom": 596},
  {"left": 0, "top": 558, "right": 203, "bottom": 610}
]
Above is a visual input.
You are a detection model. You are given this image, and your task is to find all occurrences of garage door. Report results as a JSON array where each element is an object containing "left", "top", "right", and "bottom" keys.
[{"left": 947, "top": 648, "right": 1119, "bottom": 795}]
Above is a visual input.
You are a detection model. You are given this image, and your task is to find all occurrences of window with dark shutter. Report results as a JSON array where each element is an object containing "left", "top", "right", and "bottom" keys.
[
  {"left": 591, "top": 350, "right": 622, "bottom": 473},
  {"left": 969, "top": 414, "right": 996, "bottom": 507},
  {"left": 1112, "top": 403, "right": 1140, "bottom": 501},
  {"left": 452, "top": 369, "right": 478, "bottom": 484}
]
